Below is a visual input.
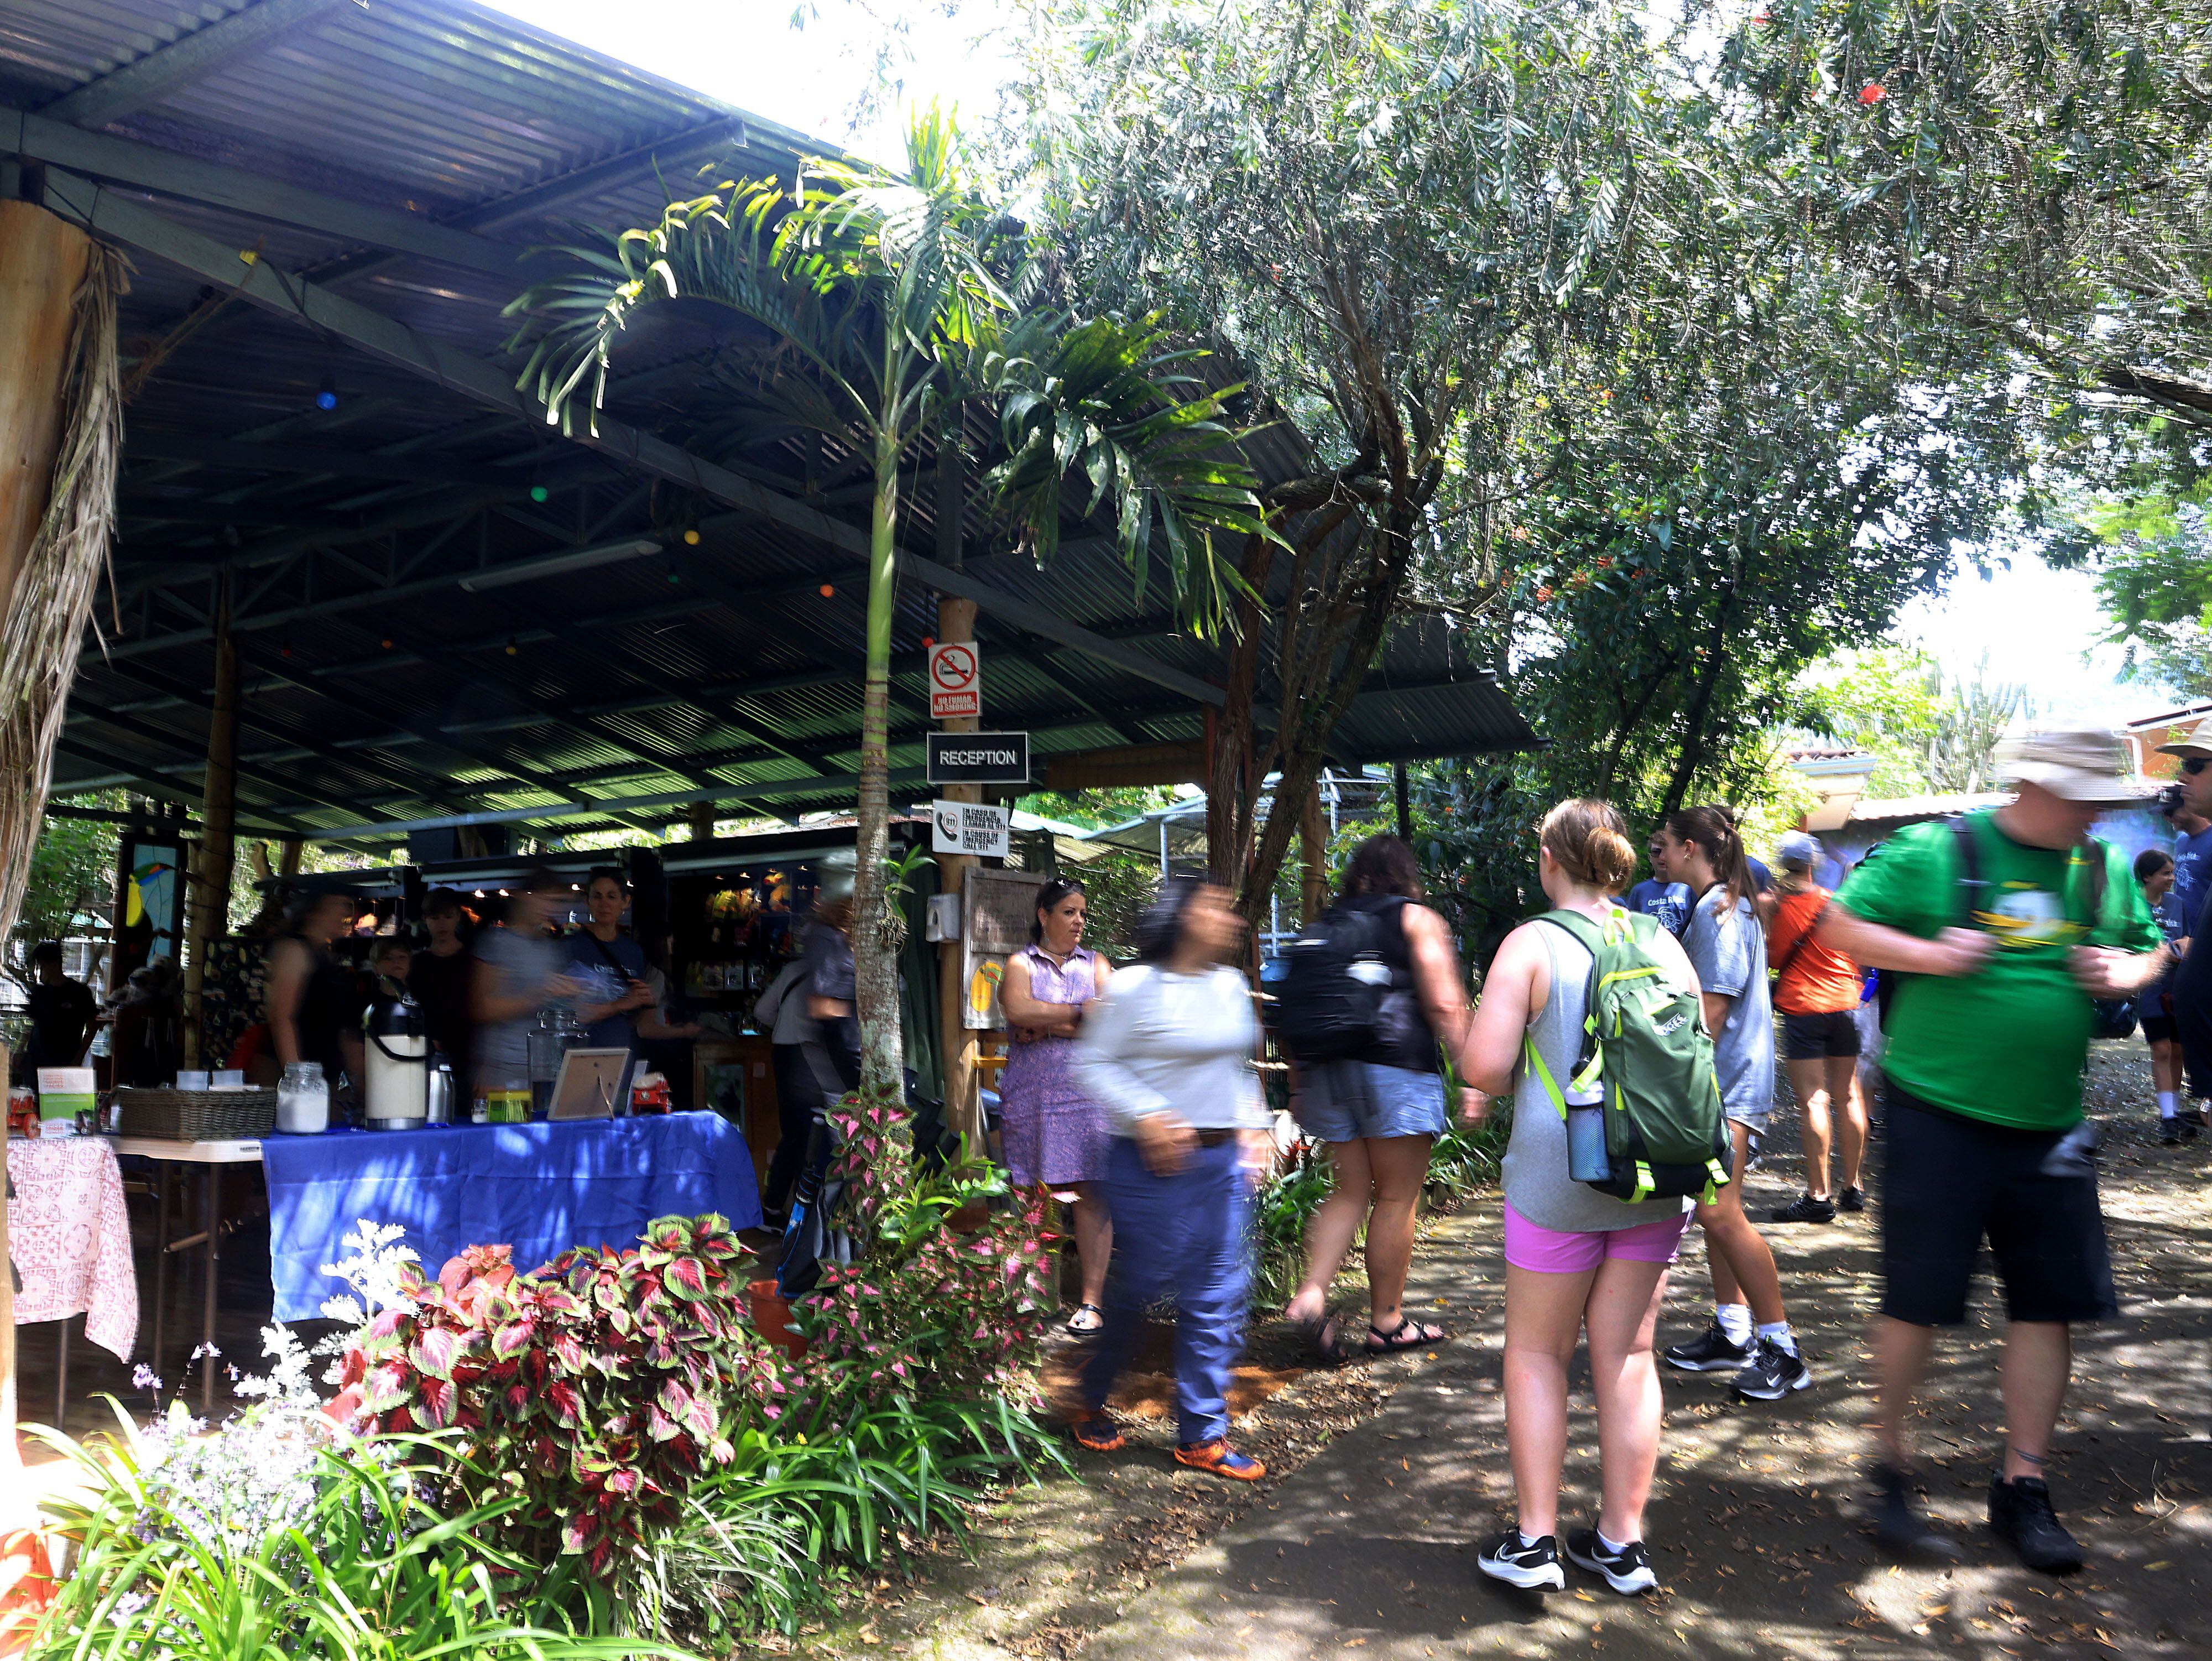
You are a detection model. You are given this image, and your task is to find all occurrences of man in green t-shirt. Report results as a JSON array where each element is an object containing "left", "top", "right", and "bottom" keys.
[{"left": 1821, "top": 729, "right": 2164, "bottom": 1576}]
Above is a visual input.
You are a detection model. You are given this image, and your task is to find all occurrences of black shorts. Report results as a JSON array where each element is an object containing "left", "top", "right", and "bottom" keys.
[
  {"left": 1782, "top": 1008, "right": 1861, "bottom": 1061},
  {"left": 1881, "top": 1085, "right": 2116, "bottom": 1327},
  {"left": 2141, "top": 1012, "right": 2178, "bottom": 1045}
]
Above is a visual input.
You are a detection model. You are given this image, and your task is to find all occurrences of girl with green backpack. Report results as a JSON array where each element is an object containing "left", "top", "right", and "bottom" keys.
[{"left": 1462, "top": 798, "right": 1700, "bottom": 1597}]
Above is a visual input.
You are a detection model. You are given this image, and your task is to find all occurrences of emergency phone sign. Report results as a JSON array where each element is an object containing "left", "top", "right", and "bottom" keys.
[{"left": 928, "top": 642, "right": 980, "bottom": 720}]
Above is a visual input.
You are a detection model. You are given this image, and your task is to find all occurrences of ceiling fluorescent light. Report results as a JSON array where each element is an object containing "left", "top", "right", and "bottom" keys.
[{"left": 457, "top": 538, "right": 662, "bottom": 592}]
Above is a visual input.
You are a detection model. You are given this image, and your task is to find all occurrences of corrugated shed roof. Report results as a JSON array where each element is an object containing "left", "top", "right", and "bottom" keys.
[{"left": 7, "top": 0, "right": 1537, "bottom": 842}]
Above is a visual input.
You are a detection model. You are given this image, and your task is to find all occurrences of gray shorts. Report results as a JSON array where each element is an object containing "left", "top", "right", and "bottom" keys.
[{"left": 1294, "top": 1061, "right": 1448, "bottom": 1143}]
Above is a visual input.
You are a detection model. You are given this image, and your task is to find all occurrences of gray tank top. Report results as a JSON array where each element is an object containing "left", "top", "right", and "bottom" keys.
[{"left": 1501, "top": 917, "right": 1693, "bottom": 1233}]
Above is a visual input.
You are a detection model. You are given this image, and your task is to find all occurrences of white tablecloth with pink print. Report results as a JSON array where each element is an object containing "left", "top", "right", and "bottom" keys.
[{"left": 7, "top": 1137, "right": 137, "bottom": 1360}]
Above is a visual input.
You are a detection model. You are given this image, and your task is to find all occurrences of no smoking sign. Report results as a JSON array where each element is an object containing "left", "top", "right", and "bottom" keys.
[{"left": 928, "top": 641, "right": 981, "bottom": 720}]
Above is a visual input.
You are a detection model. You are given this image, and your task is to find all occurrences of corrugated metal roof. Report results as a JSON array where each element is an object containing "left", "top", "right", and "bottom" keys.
[{"left": 7, "top": 0, "right": 1536, "bottom": 842}]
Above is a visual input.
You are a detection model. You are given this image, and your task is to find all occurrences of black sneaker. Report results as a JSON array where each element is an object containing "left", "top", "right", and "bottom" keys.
[
  {"left": 1838, "top": 1185, "right": 1867, "bottom": 1213},
  {"left": 2185, "top": 1116, "right": 2203, "bottom": 1141},
  {"left": 1563, "top": 1528, "right": 1657, "bottom": 1595},
  {"left": 1871, "top": 1464, "right": 1963, "bottom": 1561},
  {"left": 1663, "top": 1321, "right": 1754, "bottom": 1373},
  {"left": 1989, "top": 1476, "right": 2084, "bottom": 1574},
  {"left": 2161, "top": 1120, "right": 2184, "bottom": 1146},
  {"left": 1477, "top": 1528, "right": 1564, "bottom": 1591},
  {"left": 1731, "top": 1336, "right": 1812, "bottom": 1400},
  {"left": 1771, "top": 1191, "right": 1837, "bottom": 1224}
]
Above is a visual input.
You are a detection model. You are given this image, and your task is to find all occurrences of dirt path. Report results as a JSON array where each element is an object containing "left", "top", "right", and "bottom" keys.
[{"left": 806, "top": 1038, "right": 2211, "bottom": 1660}]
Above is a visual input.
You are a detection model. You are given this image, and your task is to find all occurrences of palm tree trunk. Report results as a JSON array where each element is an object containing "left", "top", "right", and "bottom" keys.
[{"left": 851, "top": 423, "right": 905, "bottom": 1101}]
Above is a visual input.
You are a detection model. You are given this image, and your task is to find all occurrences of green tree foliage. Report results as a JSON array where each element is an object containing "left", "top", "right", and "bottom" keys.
[
  {"left": 5, "top": 810, "right": 113, "bottom": 999},
  {"left": 1018, "top": 0, "right": 1719, "bottom": 918},
  {"left": 2071, "top": 485, "right": 2212, "bottom": 696},
  {"left": 1798, "top": 647, "right": 2031, "bottom": 796},
  {"left": 1721, "top": 0, "right": 2212, "bottom": 465}
]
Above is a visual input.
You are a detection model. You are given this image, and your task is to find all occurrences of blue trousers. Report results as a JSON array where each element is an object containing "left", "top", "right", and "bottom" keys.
[{"left": 1082, "top": 1133, "right": 1253, "bottom": 1445}]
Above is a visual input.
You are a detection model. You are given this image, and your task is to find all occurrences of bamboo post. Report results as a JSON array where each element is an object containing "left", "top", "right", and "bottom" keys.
[
  {"left": 182, "top": 580, "right": 239, "bottom": 1066},
  {"left": 0, "top": 200, "right": 101, "bottom": 1475}
]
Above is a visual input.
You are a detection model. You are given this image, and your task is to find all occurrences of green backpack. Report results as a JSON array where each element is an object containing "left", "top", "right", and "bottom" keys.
[{"left": 1524, "top": 907, "right": 1733, "bottom": 1204}]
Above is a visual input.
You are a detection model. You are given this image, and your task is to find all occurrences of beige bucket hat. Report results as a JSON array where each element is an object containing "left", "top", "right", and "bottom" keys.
[
  {"left": 2155, "top": 714, "right": 2212, "bottom": 760},
  {"left": 1995, "top": 728, "right": 2148, "bottom": 806}
]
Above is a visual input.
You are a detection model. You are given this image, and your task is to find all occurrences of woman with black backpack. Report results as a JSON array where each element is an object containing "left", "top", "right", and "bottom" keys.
[
  {"left": 1463, "top": 799, "right": 1697, "bottom": 1596},
  {"left": 1282, "top": 835, "right": 1477, "bottom": 1358}
]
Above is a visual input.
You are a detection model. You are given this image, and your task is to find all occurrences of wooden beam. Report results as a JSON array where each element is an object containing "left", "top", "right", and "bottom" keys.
[
  {"left": 40, "top": 170, "right": 1233, "bottom": 712},
  {"left": 2, "top": 106, "right": 535, "bottom": 278},
  {"left": 37, "top": 0, "right": 349, "bottom": 128},
  {"left": 1042, "top": 742, "right": 1205, "bottom": 792},
  {"left": 181, "top": 587, "right": 239, "bottom": 1066}
]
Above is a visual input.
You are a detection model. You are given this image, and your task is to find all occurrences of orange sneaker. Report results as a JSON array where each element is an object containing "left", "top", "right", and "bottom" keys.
[
  {"left": 1173, "top": 1438, "right": 1266, "bottom": 1481},
  {"left": 1072, "top": 1416, "right": 1125, "bottom": 1452}
]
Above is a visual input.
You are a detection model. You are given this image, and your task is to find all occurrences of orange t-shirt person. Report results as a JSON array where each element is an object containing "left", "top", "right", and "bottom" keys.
[{"left": 1768, "top": 881, "right": 1861, "bottom": 1015}]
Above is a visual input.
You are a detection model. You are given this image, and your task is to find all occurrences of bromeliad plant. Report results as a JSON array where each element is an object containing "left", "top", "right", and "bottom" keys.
[{"left": 333, "top": 1215, "right": 791, "bottom": 1578}]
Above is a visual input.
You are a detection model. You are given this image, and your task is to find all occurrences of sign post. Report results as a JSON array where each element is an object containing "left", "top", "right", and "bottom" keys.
[{"left": 927, "top": 641, "right": 980, "bottom": 721}]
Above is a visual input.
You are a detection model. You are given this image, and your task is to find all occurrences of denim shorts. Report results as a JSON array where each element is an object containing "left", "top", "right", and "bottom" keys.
[{"left": 1293, "top": 1060, "right": 1448, "bottom": 1143}]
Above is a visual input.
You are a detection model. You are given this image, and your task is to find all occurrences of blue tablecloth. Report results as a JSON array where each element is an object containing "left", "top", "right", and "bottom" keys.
[{"left": 260, "top": 1112, "right": 761, "bottom": 1321}]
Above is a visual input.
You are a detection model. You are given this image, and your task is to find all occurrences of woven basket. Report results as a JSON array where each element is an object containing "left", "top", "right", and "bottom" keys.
[{"left": 113, "top": 1087, "right": 278, "bottom": 1142}]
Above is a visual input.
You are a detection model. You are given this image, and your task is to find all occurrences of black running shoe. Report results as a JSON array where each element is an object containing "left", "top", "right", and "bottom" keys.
[
  {"left": 1771, "top": 1191, "right": 1837, "bottom": 1224},
  {"left": 1989, "top": 1476, "right": 2084, "bottom": 1575},
  {"left": 1837, "top": 1185, "right": 1866, "bottom": 1214},
  {"left": 1477, "top": 1528, "right": 1564, "bottom": 1591},
  {"left": 1564, "top": 1528, "right": 1657, "bottom": 1595},
  {"left": 1663, "top": 1321, "right": 1754, "bottom": 1373},
  {"left": 1731, "top": 1336, "right": 1812, "bottom": 1400},
  {"left": 1871, "top": 1464, "right": 1963, "bottom": 1562},
  {"left": 2161, "top": 1121, "right": 2184, "bottom": 1146},
  {"left": 2185, "top": 1116, "right": 2203, "bottom": 1141}
]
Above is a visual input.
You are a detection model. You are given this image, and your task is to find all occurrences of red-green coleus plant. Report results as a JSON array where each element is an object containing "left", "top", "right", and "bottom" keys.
[{"left": 329, "top": 1215, "right": 791, "bottom": 1575}]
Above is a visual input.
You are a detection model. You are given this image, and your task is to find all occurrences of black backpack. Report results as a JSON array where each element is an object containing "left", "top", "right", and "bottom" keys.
[
  {"left": 1276, "top": 903, "right": 1396, "bottom": 1064},
  {"left": 1879, "top": 816, "right": 2135, "bottom": 1040}
]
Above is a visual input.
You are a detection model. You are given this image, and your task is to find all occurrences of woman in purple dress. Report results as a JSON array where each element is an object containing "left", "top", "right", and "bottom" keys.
[{"left": 999, "top": 876, "right": 1115, "bottom": 1334}]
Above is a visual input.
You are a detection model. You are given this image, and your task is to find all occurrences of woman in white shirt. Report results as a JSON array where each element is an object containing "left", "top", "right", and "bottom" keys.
[{"left": 1070, "top": 879, "right": 1273, "bottom": 1482}]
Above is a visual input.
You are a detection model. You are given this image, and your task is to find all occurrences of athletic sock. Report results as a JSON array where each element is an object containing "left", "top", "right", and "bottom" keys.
[
  {"left": 2158, "top": 1091, "right": 2179, "bottom": 1119},
  {"left": 1716, "top": 1302, "right": 1753, "bottom": 1345},
  {"left": 1756, "top": 1320, "right": 1798, "bottom": 1356},
  {"left": 1597, "top": 1527, "right": 1631, "bottom": 1554}
]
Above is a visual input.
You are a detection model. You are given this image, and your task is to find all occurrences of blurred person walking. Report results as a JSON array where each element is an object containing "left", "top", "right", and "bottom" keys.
[
  {"left": 1283, "top": 835, "right": 1475, "bottom": 1357},
  {"left": 15, "top": 940, "right": 96, "bottom": 1081},
  {"left": 1766, "top": 831, "right": 1869, "bottom": 1221},
  {"left": 471, "top": 869, "right": 586, "bottom": 1096},
  {"left": 1465, "top": 799, "right": 1695, "bottom": 1597},
  {"left": 1624, "top": 831, "right": 1690, "bottom": 936},
  {"left": 1071, "top": 880, "right": 1273, "bottom": 1481},
  {"left": 1822, "top": 729, "right": 2165, "bottom": 1571},
  {"left": 998, "top": 877, "right": 1116, "bottom": 1335},
  {"left": 1654, "top": 807, "right": 1809, "bottom": 1402},
  {"left": 2133, "top": 848, "right": 2195, "bottom": 1144},
  {"left": 752, "top": 953, "right": 820, "bottom": 1226}
]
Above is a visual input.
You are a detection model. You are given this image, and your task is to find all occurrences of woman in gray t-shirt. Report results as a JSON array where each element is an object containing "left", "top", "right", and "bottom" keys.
[
  {"left": 1460, "top": 799, "right": 1697, "bottom": 1595},
  {"left": 1653, "top": 806, "right": 1806, "bottom": 1406}
]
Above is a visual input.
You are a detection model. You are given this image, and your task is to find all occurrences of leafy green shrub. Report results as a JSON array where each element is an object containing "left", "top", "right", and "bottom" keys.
[
  {"left": 794, "top": 1092, "right": 1058, "bottom": 1415},
  {"left": 1251, "top": 1138, "right": 1334, "bottom": 1311},
  {"left": 32, "top": 1407, "right": 667, "bottom": 1661}
]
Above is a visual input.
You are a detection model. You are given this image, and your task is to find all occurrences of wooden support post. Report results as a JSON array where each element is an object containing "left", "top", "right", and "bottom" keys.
[
  {"left": 936, "top": 593, "right": 981, "bottom": 1145},
  {"left": 687, "top": 800, "right": 715, "bottom": 845},
  {"left": 1301, "top": 782, "right": 1328, "bottom": 925},
  {"left": 182, "top": 580, "right": 239, "bottom": 1067},
  {"left": 0, "top": 200, "right": 97, "bottom": 1474}
]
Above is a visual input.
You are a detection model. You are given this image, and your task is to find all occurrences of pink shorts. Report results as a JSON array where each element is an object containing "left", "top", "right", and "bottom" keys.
[{"left": 1503, "top": 1200, "right": 1690, "bottom": 1274}]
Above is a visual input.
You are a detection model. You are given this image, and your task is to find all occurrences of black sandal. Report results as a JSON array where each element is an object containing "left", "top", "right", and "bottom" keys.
[
  {"left": 1366, "top": 1316, "right": 1447, "bottom": 1353},
  {"left": 1292, "top": 1309, "right": 1358, "bottom": 1363},
  {"left": 1065, "top": 1303, "right": 1104, "bottom": 1336}
]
